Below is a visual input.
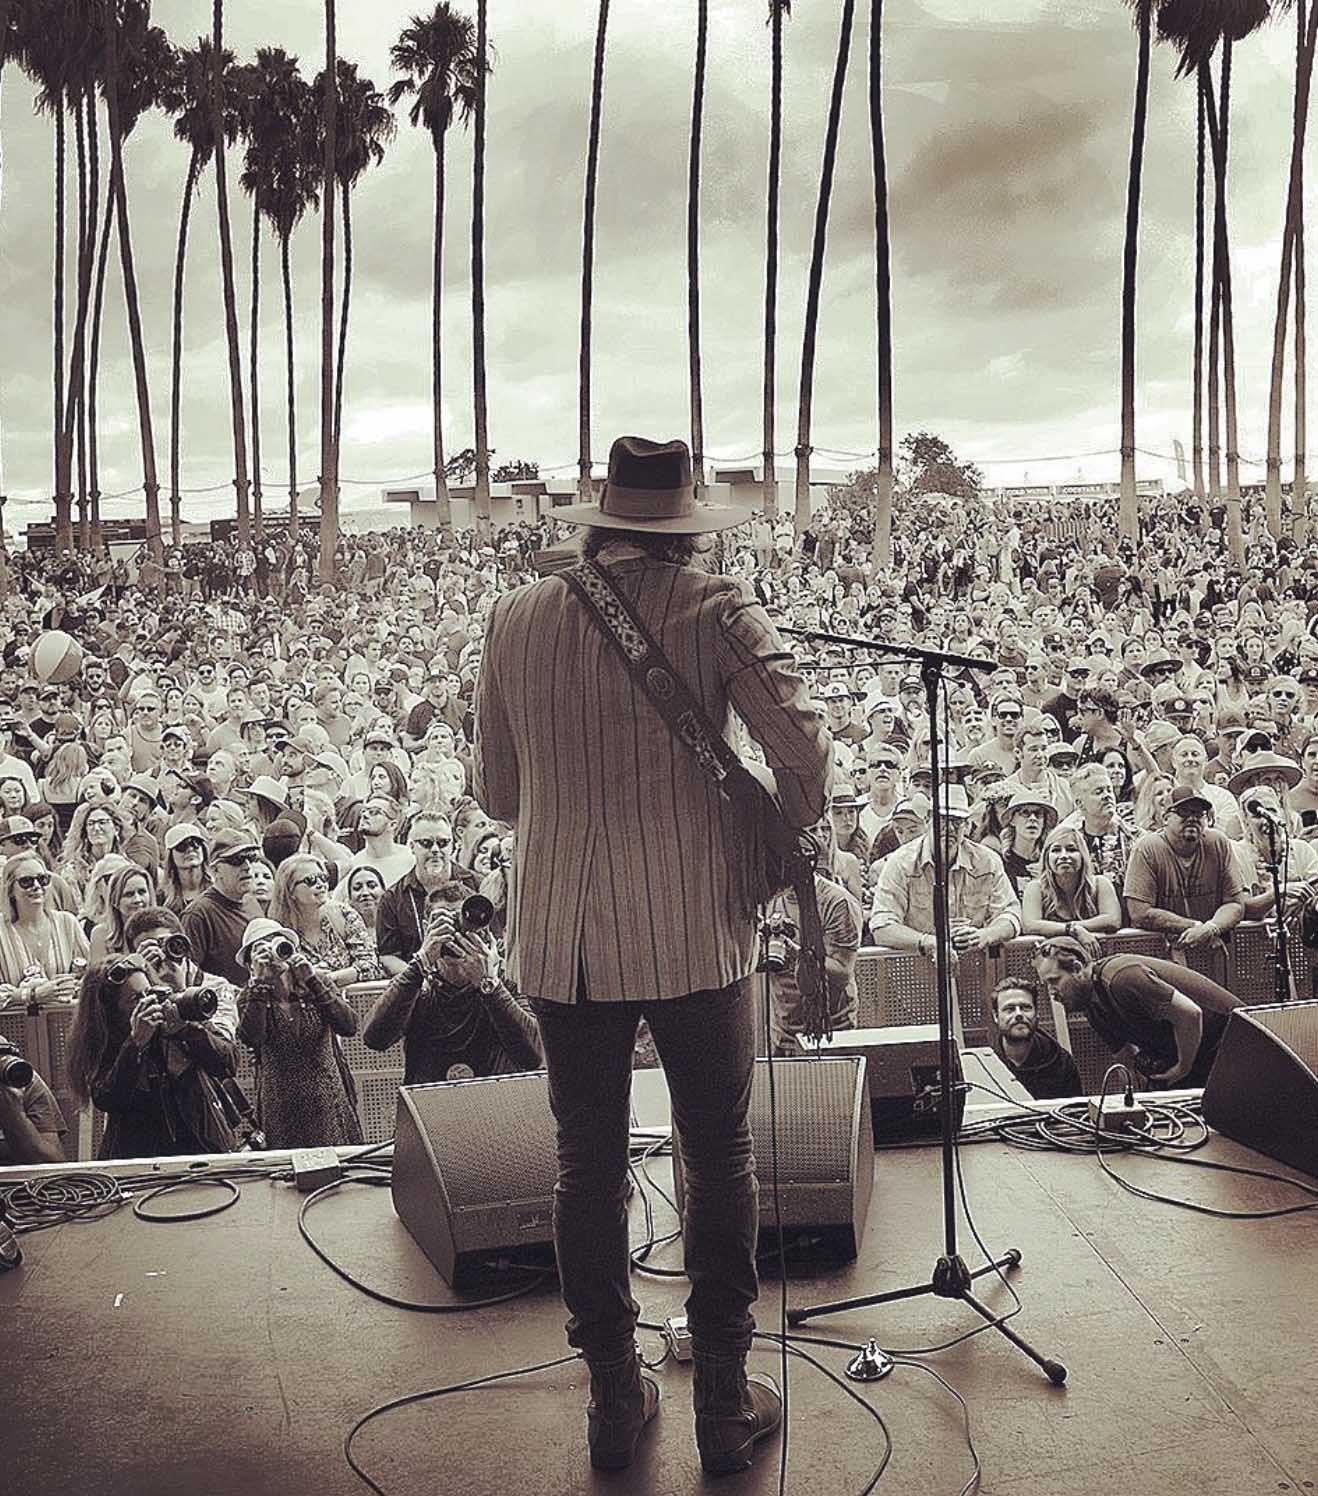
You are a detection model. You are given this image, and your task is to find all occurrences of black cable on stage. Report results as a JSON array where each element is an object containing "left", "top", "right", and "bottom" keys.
[
  {"left": 296, "top": 1169, "right": 554, "bottom": 1311},
  {"left": 132, "top": 1175, "right": 240, "bottom": 1222}
]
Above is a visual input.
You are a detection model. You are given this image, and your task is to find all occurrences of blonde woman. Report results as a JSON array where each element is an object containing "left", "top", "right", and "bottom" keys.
[
  {"left": 270, "top": 853, "right": 380, "bottom": 988},
  {"left": 1021, "top": 826, "right": 1123, "bottom": 957},
  {"left": 0, "top": 851, "right": 90, "bottom": 1007},
  {"left": 62, "top": 801, "right": 130, "bottom": 899},
  {"left": 38, "top": 742, "right": 89, "bottom": 835}
]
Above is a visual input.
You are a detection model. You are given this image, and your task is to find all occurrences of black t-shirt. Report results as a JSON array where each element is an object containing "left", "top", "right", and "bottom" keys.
[{"left": 998, "top": 1030, "right": 1083, "bottom": 1101}]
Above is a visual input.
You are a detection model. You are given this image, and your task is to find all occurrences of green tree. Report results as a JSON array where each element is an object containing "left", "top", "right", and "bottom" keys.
[
  {"left": 389, "top": 4, "right": 481, "bottom": 520},
  {"left": 897, "top": 431, "right": 982, "bottom": 498},
  {"left": 795, "top": 0, "right": 856, "bottom": 536}
]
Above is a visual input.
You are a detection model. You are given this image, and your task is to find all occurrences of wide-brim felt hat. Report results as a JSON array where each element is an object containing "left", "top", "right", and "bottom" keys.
[
  {"left": 1228, "top": 752, "right": 1302, "bottom": 797},
  {"left": 553, "top": 435, "right": 750, "bottom": 533}
]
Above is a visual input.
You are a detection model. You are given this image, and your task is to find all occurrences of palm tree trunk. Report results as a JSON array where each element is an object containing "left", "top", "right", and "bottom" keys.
[
  {"left": 1297, "top": 8, "right": 1310, "bottom": 545},
  {"left": 333, "top": 183, "right": 350, "bottom": 452},
  {"left": 103, "top": 19, "right": 163, "bottom": 562},
  {"left": 1207, "top": 218, "right": 1222, "bottom": 505},
  {"left": 870, "top": 0, "right": 894, "bottom": 569},
  {"left": 579, "top": 0, "right": 610, "bottom": 503},
  {"left": 250, "top": 207, "right": 263, "bottom": 530},
  {"left": 472, "top": 0, "right": 491, "bottom": 540},
  {"left": 318, "top": 0, "right": 338, "bottom": 583},
  {"left": 282, "top": 232, "right": 298, "bottom": 531},
  {"left": 0, "top": 63, "right": 9, "bottom": 595},
  {"left": 1268, "top": 0, "right": 1318, "bottom": 541},
  {"left": 762, "top": 0, "right": 786, "bottom": 523},
  {"left": 1192, "top": 74, "right": 1206, "bottom": 503},
  {"left": 53, "top": 103, "right": 71, "bottom": 551},
  {"left": 88, "top": 175, "right": 115, "bottom": 553},
  {"left": 63, "top": 94, "right": 93, "bottom": 551},
  {"left": 1203, "top": 50, "right": 1243, "bottom": 567},
  {"left": 210, "top": 0, "right": 251, "bottom": 551},
  {"left": 796, "top": 0, "right": 857, "bottom": 537},
  {"left": 1118, "top": 0, "right": 1152, "bottom": 543},
  {"left": 430, "top": 129, "right": 450, "bottom": 514},
  {"left": 169, "top": 145, "right": 202, "bottom": 548},
  {"left": 687, "top": 0, "right": 708, "bottom": 498},
  {"left": 76, "top": 91, "right": 99, "bottom": 552}
]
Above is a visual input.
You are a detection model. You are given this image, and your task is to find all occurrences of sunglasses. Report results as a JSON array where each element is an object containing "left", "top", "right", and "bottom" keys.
[
  {"left": 220, "top": 851, "right": 261, "bottom": 867},
  {"left": 3, "top": 833, "right": 40, "bottom": 848},
  {"left": 996, "top": 710, "right": 1022, "bottom": 721},
  {"left": 173, "top": 838, "right": 206, "bottom": 854},
  {"left": 412, "top": 837, "right": 452, "bottom": 851},
  {"left": 15, "top": 870, "right": 52, "bottom": 893},
  {"left": 296, "top": 872, "right": 329, "bottom": 890}
]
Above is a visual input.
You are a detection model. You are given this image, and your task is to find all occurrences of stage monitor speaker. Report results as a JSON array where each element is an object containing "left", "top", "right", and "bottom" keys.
[
  {"left": 1203, "top": 1000, "right": 1318, "bottom": 1180},
  {"left": 810, "top": 1025, "right": 965, "bottom": 1143},
  {"left": 672, "top": 1056, "right": 874, "bottom": 1261},
  {"left": 391, "top": 1071, "right": 559, "bottom": 1288}
]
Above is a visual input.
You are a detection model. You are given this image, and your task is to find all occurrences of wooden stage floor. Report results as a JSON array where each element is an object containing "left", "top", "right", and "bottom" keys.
[{"left": 5, "top": 1098, "right": 1317, "bottom": 1496}]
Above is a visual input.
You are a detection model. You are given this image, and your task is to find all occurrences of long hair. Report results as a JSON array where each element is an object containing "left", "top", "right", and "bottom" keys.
[
  {"left": 81, "top": 854, "right": 135, "bottom": 926},
  {"left": 66, "top": 961, "right": 127, "bottom": 1108},
  {"left": 27, "top": 801, "right": 64, "bottom": 868},
  {"left": 270, "top": 853, "right": 327, "bottom": 937},
  {"left": 580, "top": 526, "right": 700, "bottom": 566},
  {"left": 62, "top": 800, "right": 128, "bottom": 883},
  {"left": 43, "top": 743, "right": 90, "bottom": 798},
  {"left": 0, "top": 851, "right": 51, "bottom": 924},
  {"left": 99, "top": 864, "right": 156, "bottom": 956},
  {"left": 1035, "top": 826, "right": 1101, "bottom": 922},
  {"left": 365, "top": 759, "right": 409, "bottom": 803},
  {"left": 159, "top": 837, "right": 211, "bottom": 915},
  {"left": 1132, "top": 771, "right": 1174, "bottom": 833}
]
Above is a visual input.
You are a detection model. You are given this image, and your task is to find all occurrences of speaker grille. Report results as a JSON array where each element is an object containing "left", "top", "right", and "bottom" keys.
[
  {"left": 404, "top": 1073, "right": 560, "bottom": 1208},
  {"left": 1245, "top": 1000, "right": 1318, "bottom": 1063},
  {"left": 747, "top": 1059, "right": 856, "bottom": 1186}
]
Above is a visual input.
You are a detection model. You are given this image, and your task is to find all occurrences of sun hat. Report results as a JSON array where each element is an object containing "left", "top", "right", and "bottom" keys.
[
  {"left": 1228, "top": 751, "right": 1303, "bottom": 799},
  {"left": 164, "top": 822, "right": 208, "bottom": 853},
  {"left": 553, "top": 435, "right": 749, "bottom": 533},
  {"left": 237, "top": 774, "right": 288, "bottom": 810},
  {"left": 236, "top": 917, "right": 300, "bottom": 971},
  {"left": 1001, "top": 789, "right": 1060, "bottom": 830}
]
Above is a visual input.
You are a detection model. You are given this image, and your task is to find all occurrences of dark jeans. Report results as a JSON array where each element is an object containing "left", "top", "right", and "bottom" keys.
[{"left": 530, "top": 978, "right": 759, "bottom": 1361}]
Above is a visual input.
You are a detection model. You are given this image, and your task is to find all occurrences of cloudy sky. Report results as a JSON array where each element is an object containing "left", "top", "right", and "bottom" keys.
[{"left": 0, "top": 0, "right": 1306, "bottom": 524}]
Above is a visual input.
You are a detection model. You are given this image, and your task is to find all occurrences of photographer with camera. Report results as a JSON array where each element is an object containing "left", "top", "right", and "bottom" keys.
[
  {"left": 0, "top": 1040, "right": 67, "bottom": 1165},
  {"left": 362, "top": 881, "right": 540, "bottom": 1082},
  {"left": 65, "top": 955, "right": 241, "bottom": 1159},
  {"left": 235, "top": 919, "right": 363, "bottom": 1149},
  {"left": 123, "top": 907, "right": 240, "bottom": 1042},
  {"left": 761, "top": 814, "right": 861, "bottom": 1056}
]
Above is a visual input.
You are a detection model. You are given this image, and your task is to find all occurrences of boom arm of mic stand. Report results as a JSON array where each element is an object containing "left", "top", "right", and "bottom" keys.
[{"left": 777, "top": 626, "right": 999, "bottom": 677}]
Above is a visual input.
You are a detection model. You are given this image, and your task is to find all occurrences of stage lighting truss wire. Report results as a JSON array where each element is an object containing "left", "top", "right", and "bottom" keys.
[{"left": 961, "top": 1067, "right": 1318, "bottom": 1220}]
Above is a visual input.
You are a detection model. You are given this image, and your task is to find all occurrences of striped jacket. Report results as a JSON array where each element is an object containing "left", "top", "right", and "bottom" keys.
[{"left": 473, "top": 546, "right": 831, "bottom": 1003}]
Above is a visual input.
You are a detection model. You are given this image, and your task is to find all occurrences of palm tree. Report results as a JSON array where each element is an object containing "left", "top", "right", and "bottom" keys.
[
  {"left": 101, "top": 0, "right": 171, "bottom": 562},
  {"left": 795, "top": 0, "right": 857, "bottom": 536},
  {"left": 210, "top": 0, "right": 251, "bottom": 551},
  {"left": 470, "top": 0, "right": 492, "bottom": 538},
  {"left": 1265, "top": 1, "right": 1317, "bottom": 539},
  {"left": 869, "top": 0, "right": 894, "bottom": 568},
  {"left": 160, "top": 36, "right": 242, "bottom": 545},
  {"left": 1117, "top": 0, "right": 1155, "bottom": 543},
  {"left": 319, "top": 0, "right": 337, "bottom": 583},
  {"left": 0, "top": 0, "right": 16, "bottom": 587},
  {"left": 389, "top": 5, "right": 480, "bottom": 519},
  {"left": 578, "top": 0, "right": 610, "bottom": 502},
  {"left": 688, "top": 0, "right": 708, "bottom": 498},
  {"left": 1192, "top": 72, "right": 1206, "bottom": 502},
  {"left": 1297, "top": 2, "right": 1310, "bottom": 543},
  {"left": 243, "top": 48, "right": 321, "bottom": 541},
  {"left": 312, "top": 60, "right": 395, "bottom": 452},
  {"left": 762, "top": 0, "right": 790, "bottom": 523}
]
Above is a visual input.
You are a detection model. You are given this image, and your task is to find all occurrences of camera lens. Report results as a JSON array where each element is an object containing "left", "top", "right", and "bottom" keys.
[
  {"left": 173, "top": 990, "right": 218, "bottom": 1023},
  {"left": 458, "top": 894, "right": 495, "bottom": 933},
  {"left": 272, "top": 937, "right": 295, "bottom": 961},
  {"left": 164, "top": 934, "right": 191, "bottom": 961},
  {"left": 0, "top": 1051, "right": 34, "bottom": 1089}
]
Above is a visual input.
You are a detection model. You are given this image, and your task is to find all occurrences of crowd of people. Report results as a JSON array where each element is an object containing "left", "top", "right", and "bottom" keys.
[{"left": 1, "top": 479, "right": 1317, "bottom": 1165}]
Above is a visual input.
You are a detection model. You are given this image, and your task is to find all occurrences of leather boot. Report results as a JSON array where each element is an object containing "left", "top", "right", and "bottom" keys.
[
  {"left": 585, "top": 1346, "right": 660, "bottom": 1472},
  {"left": 692, "top": 1350, "right": 782, "bottom": 1476}
]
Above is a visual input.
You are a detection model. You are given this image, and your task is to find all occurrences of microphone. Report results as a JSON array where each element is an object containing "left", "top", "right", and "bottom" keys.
[{"left": 1247, "top": 799, "right": 1286, "bottom": 828}]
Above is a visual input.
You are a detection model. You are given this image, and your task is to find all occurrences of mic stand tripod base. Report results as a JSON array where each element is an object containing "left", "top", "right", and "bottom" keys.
[{"left": 846, "top": 1340, "right": 894, "bottom": 1382}]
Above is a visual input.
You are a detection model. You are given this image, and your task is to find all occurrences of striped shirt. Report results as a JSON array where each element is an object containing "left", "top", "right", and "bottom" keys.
[{"left": 473, "top": 548, "right": 831, "bottom": 1003}]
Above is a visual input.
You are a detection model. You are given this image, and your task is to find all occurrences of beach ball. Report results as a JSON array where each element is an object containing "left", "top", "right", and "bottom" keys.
[{"left": 30, "top": 630, "right": 84, "bottom": 684}]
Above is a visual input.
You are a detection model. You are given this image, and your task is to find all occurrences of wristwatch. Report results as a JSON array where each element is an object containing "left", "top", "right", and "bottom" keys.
[{"left": 478, "top": 974, "right": 501, "bottom": 996}]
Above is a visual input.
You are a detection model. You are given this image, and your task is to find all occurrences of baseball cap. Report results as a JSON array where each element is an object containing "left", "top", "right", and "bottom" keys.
[
  {"left": 821, "top": 681, "right": 853, "bottom": 701},
  {"left": 163, "top": 822, "right": 207, "bottom": 852},
  {"left": 1167, "top": 783, "right": 1212, "bottom": 815},
  {"left": 161, "top": 724, "right": 191, "bottom": 745},
  {"left": 0, "top": 814, "right": 39, "bottom": 843},
  {"left": 364, "top": 724, "right": 398, "bottom": 747},
  {"left": 210, "top": 827, "right": 260, "bottom": 861}
]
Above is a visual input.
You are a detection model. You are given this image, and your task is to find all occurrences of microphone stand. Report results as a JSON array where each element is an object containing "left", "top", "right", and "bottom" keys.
[
  {"left": 1262, "top": 819, "right": 1293, "bottom": 1004},
  {"left": 779, "top": 625, "right": 1066, "bottom": 1385}
]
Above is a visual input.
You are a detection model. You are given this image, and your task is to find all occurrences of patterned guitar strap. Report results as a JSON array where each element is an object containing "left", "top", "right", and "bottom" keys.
[{"left": 563, "top": 559, "right": 832, "bottom": 1041}]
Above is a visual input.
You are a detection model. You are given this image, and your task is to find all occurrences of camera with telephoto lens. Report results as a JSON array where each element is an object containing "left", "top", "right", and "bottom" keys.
[
  {"left": 759, "top": 913, "right": 798, "bottom": 973},
  {"left": 436, "top": 894, "right": 495, "bottom": 958},
  {"left": 0, "top": 1041, "right": 34, "bottom": 1090},
  {"left": 266, "top": 936, "right": 296, "bottom": 963},
  {"left": 171, "top": 989, "right": 218, "bottom": 1023}
]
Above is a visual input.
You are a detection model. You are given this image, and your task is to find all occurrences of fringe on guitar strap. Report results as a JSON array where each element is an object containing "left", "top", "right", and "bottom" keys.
[
  {"left": 722, "top": 769, "right": 774, "bottom": 918},
  {"left": 792, "top": 874, "right": 833, "bottom": 1045}
]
